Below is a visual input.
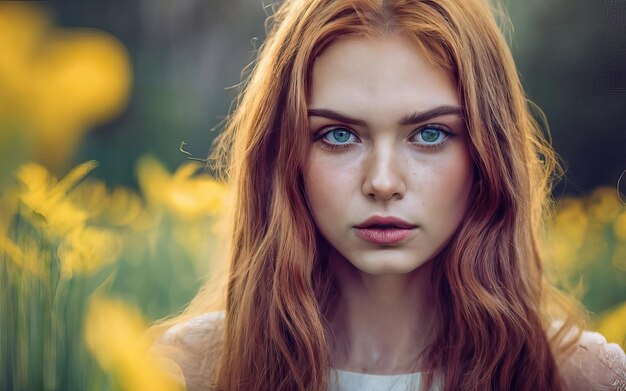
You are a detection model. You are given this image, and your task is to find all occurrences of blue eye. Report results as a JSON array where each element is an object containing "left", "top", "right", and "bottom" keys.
[
  {"left": 412, "top": 126, "right": 449, "bottom": 146},
  {"left": 322, "top": 128, "right": 358, "bottom": 145}
]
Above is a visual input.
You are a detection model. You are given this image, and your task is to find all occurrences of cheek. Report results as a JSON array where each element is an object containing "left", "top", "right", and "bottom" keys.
[
  {"left": 303, "top": 153, "right": 359, "bottom": 221},
  {"left": 304, "top": 153, "right": 356, "bottom": 202},
  {"left": 425, "top": 149, "right": 473, "bottom": 228},
  {"left": 303, "top": 156, "right": 338, "bottom": 215}
]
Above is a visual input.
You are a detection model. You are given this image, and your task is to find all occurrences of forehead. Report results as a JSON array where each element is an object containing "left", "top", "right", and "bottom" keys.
[{"left": 308, "top": 34, "right": 460, "bottom": 120}]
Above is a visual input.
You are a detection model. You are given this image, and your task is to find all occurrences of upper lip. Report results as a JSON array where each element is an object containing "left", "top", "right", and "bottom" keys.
[{"left": 354, "top": 215, "right": 417, "bottom": 229}]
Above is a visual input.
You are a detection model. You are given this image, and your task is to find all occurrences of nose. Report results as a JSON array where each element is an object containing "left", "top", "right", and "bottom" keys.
[{"left": 361, "top": 144, "right": 406, "bottom": 201}]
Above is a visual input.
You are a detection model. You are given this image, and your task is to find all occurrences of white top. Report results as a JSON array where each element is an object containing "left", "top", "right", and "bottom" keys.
[
  {"left": 329, "top": 369, "right": 423, "bottom": 391},
  {"left": 150, "top": 311, "right": 626, "bottom": 391}
]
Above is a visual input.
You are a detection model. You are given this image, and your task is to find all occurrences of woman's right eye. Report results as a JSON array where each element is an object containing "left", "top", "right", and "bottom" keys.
[{"left": 320, "top": 127, "right": 359, "bottom": 146}]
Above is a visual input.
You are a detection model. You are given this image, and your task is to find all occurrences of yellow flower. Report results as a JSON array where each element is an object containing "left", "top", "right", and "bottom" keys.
[
  {"left": 84, "top": 296, "right": 184, "bottom": 391},
  {"left": 66, "top": 179, "right": 110, "bottom": 219},
  {"left": 30, "top": 30, "right": 131, "bottom": 167},
  {"left": 554, "top": 198, "right": 589, "bottom": 241},
  {"left": 544, "top": 198, "right": 588, "bottom": 273},
  {"left": 105, "top": 187, "right": 146, "bottom": 227},
  {"left": 579, "top": 228, "right": 609, "bottom": 265},
  {"left": 595, "top": 301, "right": 626, "bottom": 349},
  {"left": 57, "top": 226, "right": 121, "bottom": 279},
  {"left": 137, "top": 156, "right": 228, "bottom": 219},
  {"left": 586, "top": 187, "right": 622, "bottom": 225},
  {"left": 0, "top": 2, "right": 131, "bottom": 168},
  {"left": 16, "top": 161, "right": 97, "bottom": 237},
  {"left": 0, "top": 3, "right": 50, "bottom": 108},
  {"left": 68, "top": 179, "right": 150, "bottom": 229},
  {"left": 136, "top": 156, "right": 170, "bottom": 210}
]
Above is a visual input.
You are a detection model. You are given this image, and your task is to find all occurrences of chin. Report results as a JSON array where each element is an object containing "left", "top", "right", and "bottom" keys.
[{"left": 347, "top": 252, "right": 429, "bottom": 275}]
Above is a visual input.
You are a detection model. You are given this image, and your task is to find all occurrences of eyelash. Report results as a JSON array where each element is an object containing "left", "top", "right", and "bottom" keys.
[{"left": 314, "top": 124, "right": 453, "bottom": 152}]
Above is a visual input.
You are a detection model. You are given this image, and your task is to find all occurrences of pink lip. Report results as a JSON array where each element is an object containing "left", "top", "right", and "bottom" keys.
[
  {"left": 355, "top": 215, "right": 417, "bottom": 229},
  {"left": 354, "top": 227, "right": 415, "bottom": 245},
  {"left": 353, "top": 215, "right": 417, "bottom": 245}
]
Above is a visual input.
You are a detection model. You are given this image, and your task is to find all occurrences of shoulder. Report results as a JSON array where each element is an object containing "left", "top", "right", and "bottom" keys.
[
  {"left": 552, "top": 324, "right": 626, "bottom": 391},
  {"left": 150, "top": 311, "right": 225, "bottom": 391},
  {"left": 156, "top": 311, "right": 225, "bottom": 349}
]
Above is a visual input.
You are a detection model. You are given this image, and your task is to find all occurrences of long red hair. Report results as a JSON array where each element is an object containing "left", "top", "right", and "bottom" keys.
[{"left": 157, "top": 1, "right": 587, "bottom": 390}]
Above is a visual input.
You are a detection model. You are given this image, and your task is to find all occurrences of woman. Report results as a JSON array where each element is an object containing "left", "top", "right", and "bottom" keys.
[{"left": 150, "top": 0, "right": 626, "bottom": 390}]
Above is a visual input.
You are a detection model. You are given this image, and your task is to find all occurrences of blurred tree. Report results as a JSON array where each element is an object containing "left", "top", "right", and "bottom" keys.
[{"left": 507, "top": 0, "right": 626, "bottom": 195}]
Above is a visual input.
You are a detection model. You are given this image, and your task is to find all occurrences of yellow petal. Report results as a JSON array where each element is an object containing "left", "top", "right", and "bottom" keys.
[
  {"left": 84, "top": 296, "right": 184, "bottom": 391},
  {"left": 16, "top": 162, "right": 100, "bottom": 237},
  {"left": 587, "top": 187, "right": 622, "bottom": 224},
  {"left": 55, "top": 160, "right": 98, "bottom": 195},
  {"left": 15, "top": 162, "right": 56, "bottom": 193},
  {"left": 136, "top": 156, "right": 171, "bottom": 207},
  {"left": 32, "top": 30, "right": 131, "bottom": 135},
  {"left": 105, "top": 187, "right": 145, "bottom": 226},
  {"left": 57, "top": 227, "right": 121, "bottom": 278},
  {"left": 0, "top": 3, "right": 50, "bottom": 103},
  {"left": 172, "top": 161, "right": 203, "bottom": 182},
  {"left": 68, "top": 179, "right": 109, "bottom": 219}
]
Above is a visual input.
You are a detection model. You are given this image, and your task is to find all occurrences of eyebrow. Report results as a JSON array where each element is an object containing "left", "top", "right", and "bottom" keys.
[{"left": 307, "top": 105, "right": 465, "bottom": 126}]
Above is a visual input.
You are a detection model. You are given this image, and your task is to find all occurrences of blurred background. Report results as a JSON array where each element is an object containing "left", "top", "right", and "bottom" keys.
[{"left": 0, "top": 0, "right": 624, "bottom": 390}]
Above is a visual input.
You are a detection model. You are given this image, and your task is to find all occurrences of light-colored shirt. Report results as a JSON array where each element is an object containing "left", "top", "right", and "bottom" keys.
[{"left": 150, "top": 311, "right": 626, "bottom": 391}]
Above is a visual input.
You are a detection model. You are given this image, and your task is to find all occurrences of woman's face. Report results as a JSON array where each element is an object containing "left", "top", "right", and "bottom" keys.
[{"left": 302, "top": 34, "right": 473, "bottom": 275}]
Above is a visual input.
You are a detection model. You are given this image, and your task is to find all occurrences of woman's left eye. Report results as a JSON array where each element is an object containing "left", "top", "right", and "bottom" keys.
[{"left": 411, "top": 126, "right": 450, "bottom": 147}]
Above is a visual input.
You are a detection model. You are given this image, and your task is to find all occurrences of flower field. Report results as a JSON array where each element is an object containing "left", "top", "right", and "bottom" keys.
[{"left": 0, "top": 3, "right": 624, "bottom": 390}]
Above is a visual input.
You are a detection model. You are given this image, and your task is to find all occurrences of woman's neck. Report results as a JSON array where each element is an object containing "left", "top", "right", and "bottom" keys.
[{"left": 328, "top": 249, "right": 437, "bottom": 375}]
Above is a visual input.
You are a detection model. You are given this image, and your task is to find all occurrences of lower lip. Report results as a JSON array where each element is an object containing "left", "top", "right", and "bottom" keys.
[{"left": 354, "top": 227, "right": 415, "bottom": 245}]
